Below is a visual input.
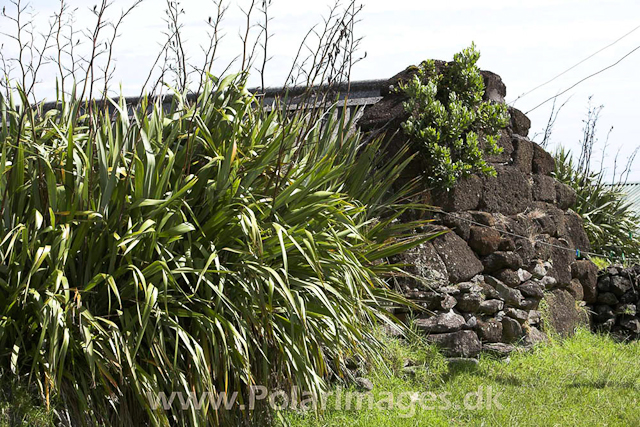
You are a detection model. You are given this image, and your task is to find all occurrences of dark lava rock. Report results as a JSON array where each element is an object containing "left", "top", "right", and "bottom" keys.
[
  {"left": 425, "top": 330, "right": 482, "bottom": 357},
  {"left": 544, "top": 288, "right": 588, "bottom": 336},
  {"left": 597, "top": 276, "right": 611, "bottom": 292},
  {"left": 482, "top": 342, "right": 516, "bottom": 356},
  {"left": 392, "top": 241, "right": 449, "bottom": 291},
  {"left": 482, "top": 251, "right": 524, "bottom": 273},
  {"left": 610, "top": 276, "right": 632, "bottom": 297},
  {"left": 511, "top": 135, "right": 533, "bottom": 174},
  {"left": 548, "top": 238, "right": 575, "bottom": 286},
  {"left": 517, "top": 281, "right": 545, "bottom": 299},
  {"left": 532, "top": 142, "right": 555, "bottom": 175},
  {"left": 495, "top": 269, "right": 521, "bottom": 287},
  {"left": 570, "top": 260, "right": 598, "bottom": 303},
  {"left": 432, "top": 232, "right": 484, "bottom": 283},
  {"left": 567, "top": 279, "right": 584, "bottom": 301},
  {"left": 475, "top": 318, "right": 503, "bottom": 343},
  {"left": 440, "top": 211, "right": 472, "bottom": 241},
  {"left": 481, "top": 166, "right": 532, "bottom": 215},
  {"left": 597, "top": 292, "right": 619, "bottom": 305},
  {"left": 555, "top": 182, "right": 577, "bottom": 210},
  {"left": 456, "top": 292, "right": 483, "bottom": 313},
  {"left": 478, "top": 299, "right": 504, "bottom": 315},
  {"left": 415, "top": 311, "right": 466, "bottom": 334},
  {"left": 532, "top": 175, "right": 557, "bottom": 202},
  {"left": 468, "top": 226, "right": 502, "bottom": 256},
  {"left": 563, "top": 210, "right": 591, "bottom": 253},
  {"left": 434, "top": 175, "right": 483, "bottom": 212},
  {"left": 502, "top": 317, "right": 524, "bottom": 343},
  {"left": 508, "top": 107, "right": 531, "bottom": 137}
]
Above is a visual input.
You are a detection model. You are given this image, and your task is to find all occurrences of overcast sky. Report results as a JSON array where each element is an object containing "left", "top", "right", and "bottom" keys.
[{"left": 2, "top": 0, "right": 640, "bottom": 181}]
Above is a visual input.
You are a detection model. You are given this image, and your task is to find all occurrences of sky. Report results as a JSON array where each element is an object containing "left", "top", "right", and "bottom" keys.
[{"left": 2, "top": 0, "right": 640, "bottom": 181}]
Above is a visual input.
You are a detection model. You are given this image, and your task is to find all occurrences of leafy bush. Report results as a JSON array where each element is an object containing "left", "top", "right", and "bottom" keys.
[
  {"left": 554, "top": 148, "right": 640, "bottom": 260},
  {"left": 0, "top": 73, "right": 428, "bottom": 425},
  {"left": 396, "top": 44, "right": 509, "bottom": 190}
]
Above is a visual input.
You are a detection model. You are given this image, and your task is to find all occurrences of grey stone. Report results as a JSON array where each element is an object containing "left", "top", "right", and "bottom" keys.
[
  {"left": 475, "top": 318, "right": 503, "bottom": 343},
  {"left": 519, "top": 298, "right": 540, "bottom": 311},
  {"left": 614, "top": 304, "right": 636, "bottom": 316},
  {"left": 482, "top": 251, "right": 523, "bottom": 273},
  {"left": 620, "top": 317, "right": 640, "bottom": 334},
  {"left": 432, "top": 232, "right": 484, "bottom": 283},
  {"left": 486, "top": 276, "right": 525, "bottom": 306},
  {"left": 541, "top": 275, "right": 557, "bottom": 289},
  {"left": 502, "top": 317, "right": 524, "bottom": 343},
  {"left": 456, "top": 292, "right": 483, "bottom": 313},
  {"left": 506, "top": 308, "right": 529, "bottom": 323},
  {"left": 425, "top": 330, "right": 482, "bottom": 357},
  {"left": 478, "top": 299, "right": 504, "bottom": 315},
  {"left": 563, "top": 210, "right": 591, "bottom": 254},
  {"left": 482, "top": 342, "right": 516, "bottom": 356},
  {"left": 528, "top": 310, "right": 543, "bottom": 325},
  {"left": 446, "top": 357, "right": 479, "bottom": 370},
  {"left": 517, "top": 281, "right": 545, "bottom": 299},
  {"left": 529, "top": 261, "right": 547, "bottom": 279},
  {"left": 523, "top": 326, "right": 549, "bottom": 346},
  {"left": 597, "top": 275, "right": 611, "bottom": 292},
  {"left": 517, "top": 268, "right": 533, "bottom": 283},
  {"left": 355, "top": 377, "right": 374, "bottom": 392},
  {"left": 415, "top": 310, "right": 466, "bottom": 333}
]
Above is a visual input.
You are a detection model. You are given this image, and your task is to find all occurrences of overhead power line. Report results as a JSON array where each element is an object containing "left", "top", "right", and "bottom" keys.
[
  {"left": 510, "top": 22, "right": 640, "bottom": 105},
  {"left": 524, "top": 43, "right": 640, "bottom": 115}
]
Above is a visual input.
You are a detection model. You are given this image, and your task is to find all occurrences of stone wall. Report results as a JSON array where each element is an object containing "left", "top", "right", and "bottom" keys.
[
  {"left": 590, "top": 265, "right": 640, "bottom": 338},
  {"left": 359, "top": 63, "right": 597, "bottom": 357}
]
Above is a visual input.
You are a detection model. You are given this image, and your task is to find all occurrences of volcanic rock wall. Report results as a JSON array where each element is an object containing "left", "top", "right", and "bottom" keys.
[
  {"left": 359, "top": 64, "right": 597, "bottom": 357},
  {"left": 590, "top": 265, "right": 640, "bottom": 338}
]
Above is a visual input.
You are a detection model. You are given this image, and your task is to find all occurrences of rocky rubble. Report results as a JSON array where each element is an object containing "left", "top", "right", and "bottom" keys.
[{"left": 362, "top": 64, "right": 596, "bottom": 357}]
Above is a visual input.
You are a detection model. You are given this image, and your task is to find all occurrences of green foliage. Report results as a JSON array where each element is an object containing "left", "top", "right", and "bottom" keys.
[
  {"left": 0, "top": 74, "right": 428, "bottom": 425},
  {"left": 554, "top": 148, "right": 640, "bottom": 260},
  {"left": 397, "top": 44, "right": 509, "bottom": 190}
]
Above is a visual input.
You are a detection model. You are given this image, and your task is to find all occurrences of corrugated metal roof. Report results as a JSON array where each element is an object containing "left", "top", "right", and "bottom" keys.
[{"left": 607, "top": 182, "right": 640, "bottom": 214}]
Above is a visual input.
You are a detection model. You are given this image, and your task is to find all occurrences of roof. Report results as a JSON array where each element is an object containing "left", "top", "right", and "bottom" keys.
[{"left": 607, "top": 182, "right": 640, "bottom": 215}]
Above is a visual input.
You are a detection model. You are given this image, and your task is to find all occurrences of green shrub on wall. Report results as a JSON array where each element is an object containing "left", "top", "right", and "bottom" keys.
[{"left": 397, "top": 43, "right": 509, "bottom": 190}]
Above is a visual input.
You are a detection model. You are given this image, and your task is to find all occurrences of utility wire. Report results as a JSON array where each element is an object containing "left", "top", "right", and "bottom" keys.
[
  {"left": 509, "top": 22, "right": 640, "bottom": 105},
  {"left": 525, "top": 43, "right": 640, "bottom": 115}
]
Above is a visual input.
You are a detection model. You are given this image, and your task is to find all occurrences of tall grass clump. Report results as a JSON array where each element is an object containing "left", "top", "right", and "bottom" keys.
[
  {"left": 550, "top": 101, "right": 640, "bottom": 260},
  {"left": 0, "top": 1, "right": 431, "bottom": 425},
  {"left": 0, "top": 70, "right": 430, "bottom": 426}
]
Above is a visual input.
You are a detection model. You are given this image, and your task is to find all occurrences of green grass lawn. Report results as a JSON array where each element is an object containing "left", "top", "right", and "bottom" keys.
[{"left": 281, "top": 329, "right": 640, "bottom": 426}]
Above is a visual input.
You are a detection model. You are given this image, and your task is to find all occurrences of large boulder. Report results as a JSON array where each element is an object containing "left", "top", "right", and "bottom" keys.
[
  {"left": 425, "top": 330, "right": 482, "bottom": 357},
  {"left": 415, "top": 310, "right": 466, "bottom": 334},
  {"left": 392, "top": 241, "right": 449, "bottom": 291},
  {"left": 432, "top": 231, "right": 484, "bottom": 283},
  {"left": 543, "top": 288, "right": 588, "bottom": 336},
  {"left": 482, "top": 251, "right": 523, "bottom": 273},
  {"left": 481, "top": 166, "right": 532, "bottom": 215},
  {"left": 434, "top": 175, "right": 483, "bottom": 212}
]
